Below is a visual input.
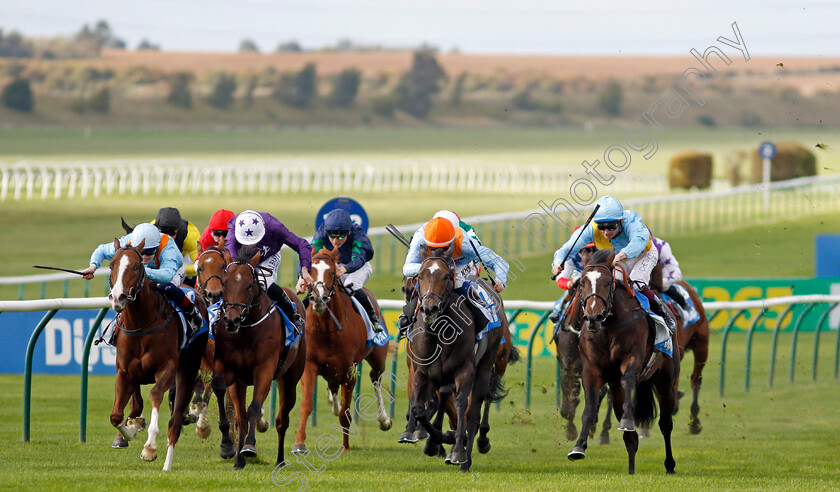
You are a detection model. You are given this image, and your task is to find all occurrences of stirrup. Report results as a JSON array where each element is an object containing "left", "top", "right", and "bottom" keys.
[{"left": 369, "top": 314, "right": 383, "bottom": 333}]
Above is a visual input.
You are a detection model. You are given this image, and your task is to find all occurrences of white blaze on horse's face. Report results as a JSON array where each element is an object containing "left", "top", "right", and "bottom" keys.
[
  {"left": 109, "top": 254, "right": 131, "bottom": 311},
  {"left": 312, "top": 260, "right": 331, "bottom": 297},
  {"left": 585, "top": 270, "right": 602, "bottom": 313},
  {"left": 427, "top": 263, "right": 440, "bottom": 275}
]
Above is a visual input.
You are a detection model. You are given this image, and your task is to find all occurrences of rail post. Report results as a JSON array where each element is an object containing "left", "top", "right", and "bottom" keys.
[
  {"left": 719, "top": 309, "right": 746, "bottom": 397},
  {"left": 524, "top": 311, "right": 551, "bottom": 410},
  {"left": 23, "top": 309, "right": 58, "bottom": 442},
  {"left": 79, "top": 307, "right": 110, "bottom": 442}
]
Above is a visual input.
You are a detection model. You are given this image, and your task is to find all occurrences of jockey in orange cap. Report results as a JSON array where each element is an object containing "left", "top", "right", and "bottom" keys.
[{"left": 399, "top": 215, "right": 509, "bottom": 339}]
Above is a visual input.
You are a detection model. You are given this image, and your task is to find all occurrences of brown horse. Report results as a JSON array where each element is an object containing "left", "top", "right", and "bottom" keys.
[
  {"left": 107, "top": 239, "right": 209, "bottom": 471},
  {"left": 212, "top": 246, "right": 306, "bottom": 470},
  {"left": 553, "top": 285, "right": 612, "bottom": 444},
  {"left": 567, "top": 249, "right": 679, "bottom": 475},
  {"left": 408, "top": 246, "right": 506, "bottom": 472},
  {"left": 650, "top": 264, "right": 709, "bottom": 434},
  {"left": 293, "top": 247, "right": 392, "bottom": 454}
]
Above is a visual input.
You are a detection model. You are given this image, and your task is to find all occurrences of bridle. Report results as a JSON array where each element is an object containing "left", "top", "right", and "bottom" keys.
[
  {"left": 221, "top": 260, "right": 266, "bottom": 327},
  {"left": 310, "top": 254, "right": 340, "bottom": 304},
  {"left": 580, "top": 263, "right": 615, "bottom": 322},
  {"left": 417, "top": 256, "right": 456, "bottom": 316},
  {"left": 109, "top": 247, "right": 146, "bottom": 303},
  {"left": 196, "top": 248, "right": 225, "bottom": 299}
]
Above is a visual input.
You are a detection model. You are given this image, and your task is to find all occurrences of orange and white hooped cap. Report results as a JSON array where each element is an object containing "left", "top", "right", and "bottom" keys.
[{"left": 424, "top": 217, "right": 456, "bottom": 248}]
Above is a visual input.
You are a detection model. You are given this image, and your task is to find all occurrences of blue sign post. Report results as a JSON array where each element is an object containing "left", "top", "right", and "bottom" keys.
[
  {"left": 816, "top": 235, "right": 840, "bottom": 278},
  {"left": 758, "top": 141, "right": 776, "bottom": 209},
  {"left": 315, "top": 197, "right": 369, "bottom": 233}
]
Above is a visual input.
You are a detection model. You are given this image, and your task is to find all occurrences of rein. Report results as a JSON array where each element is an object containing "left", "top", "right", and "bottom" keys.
[
  {"left": 417, "top": 256, "right": 456, "bottom": 318},
  {"left": 196, "top": 248, "right": 225, "bottom": 297},
  {"left": 110, "top": 247, "right": 176, "bottom": 337},
  {"left": 309, "top": 253, "right": 346, "bottom": 332},
  {"left": 581, "top": 263, "right": 615, "bottom": 319},
  {"left": 221, "top": 261, "right": 265, "bottom": 327}
]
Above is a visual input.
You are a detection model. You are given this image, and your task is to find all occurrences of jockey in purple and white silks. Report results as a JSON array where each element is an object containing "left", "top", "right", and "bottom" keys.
[
  {"left": 224, "top": 210, "right": 313, "bottom": 333},
  {"left": 81, "top": 222, "right": 204, "bottom": 333},
  {"left": 551, "top": 195, "right": 676, "bottom": 334},
  {"left": 652, "top": 236, "right": 690, "bottom": 311}
]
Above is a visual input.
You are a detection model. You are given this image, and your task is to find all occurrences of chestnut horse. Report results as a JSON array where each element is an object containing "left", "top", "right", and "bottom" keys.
[
  {"left": 212, "top": 247, "right": 306, "bottom": 470},
  {"left": 409, "top": 246, "right": 506, "bottom": 472},
  {"left": 107, "top": 240, "right": 209, "bottom": 471},
  {"left": 650, "top": 264, "right": 709, "bottom": 434},
  {"left": 567, "top": 249, "right": 679, "bottom": 475},
  {"left": 293, "top": 247, "right": 393, "bottom": 454}
]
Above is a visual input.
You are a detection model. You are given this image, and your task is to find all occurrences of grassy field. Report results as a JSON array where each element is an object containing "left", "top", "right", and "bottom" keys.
[{"left": 2, "top": 332, "right": 839, "bottom": 491}]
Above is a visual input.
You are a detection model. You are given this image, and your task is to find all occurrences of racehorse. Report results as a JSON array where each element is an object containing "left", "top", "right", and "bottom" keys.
[
  {"left": 553, "top": 288, "right": 612, "bottom": 443},
  {"left": 293, "top": 246, "right": 392, "bottom": 454},
  {"left": 650, "top": 264, "right": 709, "bottom": 434},
  {"left": 212, "top": 246, "right": 306, "bottom": 470},
  {"left": 106, "top": 239, "right": 209, "bottom": 471},
  {"left": 567, "top": 249, "right": 679, "bottom": 475},
  {"left": 408, "top": 245, "right": 506, "bottom": 472}
]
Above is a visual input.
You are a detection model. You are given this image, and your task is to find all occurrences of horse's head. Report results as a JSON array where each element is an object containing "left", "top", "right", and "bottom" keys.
[
  {"left": 416, "top": 243, "right": 455, "bottom": 325},
  {"left": 309, "top": 247, "right": 339, "bottom": 314},
  {"left": 580, "top": 249, "right": 616, "bottom": 329},
  {"left": 196, "top": 245, "right": 227, "bottom": 304},
  {"left": 108, "top": 238, "right": 146, "bottom": 312},
  {"left": 402, "top": 276, "right": 417, "bottom": 304},
  {"left": 221, "top": 246, "right": 261, "bottom": 334}
]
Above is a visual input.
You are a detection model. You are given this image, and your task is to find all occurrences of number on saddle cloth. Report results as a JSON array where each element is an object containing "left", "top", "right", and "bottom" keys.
[{"left": 461, "top": 278, "right": 500, "bottom": 341}]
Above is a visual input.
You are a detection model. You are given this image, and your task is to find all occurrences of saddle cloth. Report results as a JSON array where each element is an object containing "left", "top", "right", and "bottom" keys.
[
  {"left": 634, "top": 291, "right": 673, "bottom": 358},
  {"left": 209, "top": 299, "right": 301, "bottom": 348},
  {"left": 349, "top": 295, "right": 390, "bottom": 348}
]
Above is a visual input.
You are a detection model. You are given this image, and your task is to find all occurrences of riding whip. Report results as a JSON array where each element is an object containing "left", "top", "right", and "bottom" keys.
[
  {"left": 306, "top": 284, "right": 344, "bottom": 330},
  {"left": 33, "top": 265, "right": 87, "bottom": 276},
  {"left": 385, "top": 223, "right": 412, "bottom": 249},
  {"left": 467, "top": 237, "right": 497, "bottom": 287},
  {"left": 551, "top": 203, "right": 600, "bottom": 280}
]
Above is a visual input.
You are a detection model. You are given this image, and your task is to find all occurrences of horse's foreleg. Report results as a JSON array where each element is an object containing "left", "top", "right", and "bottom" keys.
[
  {"left": 656, "top": 366, "right": 678, "bottom": 474},
  {"left": 111, "top": 371, "right": 136, "bottom": 443},
  {"left": 293, "top": 362, "right": 317, "bottom": 454},
  {"left": 163, "top": 337, "right": 206, "bottom": 471},
  {"left": 195, "top": 378, "right": 212, "bottom": 439},
  {"left": 274, "top": 372, "right": 299, "bottom": 467},
  {"left": 447, "top": 365, "right": 475, "bottom": 466},
  {"left": 598, "top": 388, "right": 612, "bottom": 445},
  {"left": 689, "top": 337, "right": 708, "bottom": 435},
  {"left": 338, "top": 379, "right": 355, "bottom": 451},
  {"left": 568, "top": 366, "right": 602, "bottom": 460},
  {"left": 211, "top": 373, "right": 235, "bottom": 460},
  {"left": 559, "top": 361, "right": 581, "bottom": 441},
  {"left": 617, "top": 365, "right": 640, "bottom": 432},
  {"left": 142, "top": 364, "right": 175, "bottom": 463},
  {"left": 231, "top": 379, "right": 249, "bottom": 470},
  {"left": 371, "top": 378, "right": 393, "bottom": 431},
  {"left": 476, "top": 396, "right": 492, "bottom": 454}
]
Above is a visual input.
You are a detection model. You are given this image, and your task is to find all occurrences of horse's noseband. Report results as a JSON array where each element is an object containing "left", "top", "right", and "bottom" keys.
[
  {"left": 310, "top": 255, "right": 339, "bottom": 304},
  {"left": 418, "top": 257, "right": 455, "bottom": 316},
  {"left": 221, "top": 261, "right": 260, "bottom": 324},
  {"left": 196, "top": 249, "right": 225, "bottom": 297},
  {"left": 580, "top": 263, "right": 615, "bottom": 323}
]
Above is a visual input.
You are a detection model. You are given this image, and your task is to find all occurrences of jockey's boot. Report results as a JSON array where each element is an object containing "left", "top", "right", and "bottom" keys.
[
  {"left": 353, "top": 289, "right": 383, "bottom": 332},
  {"left": 182, "top": 302, "right": 204, "bottom": 338},
  {"left": 153, "top": 282, "right": 203, "bottom": 338},
  {"left": 466, "top": 301, "right": 491, "bottom": 341},
  {"left": 268, "top": 283, "right": 305, "bottom": 335},
  {"left": 664, "top": 285, "right": 689, "bottom": 311},
  {"left": 644, "top": 287, "right": 676, "bottom": 334},
  {"left": 397, "top": 295, "right": 419, "bottom": 339}
]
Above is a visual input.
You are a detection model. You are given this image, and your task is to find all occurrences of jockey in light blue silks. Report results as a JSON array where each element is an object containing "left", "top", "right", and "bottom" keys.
[
  {"left": 81, "top": 222, "right": 204, "bottom": 336},
  {"left": 551, "top": 195, "right": 676, "bottom": 334},
  {"left": 399, "top": 214, "right": 509, "bottom": 340}
]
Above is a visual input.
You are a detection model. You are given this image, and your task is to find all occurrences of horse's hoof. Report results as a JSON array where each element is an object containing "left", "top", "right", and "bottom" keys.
[
  {"left": 111, "top": 435, "right": 128, "bottom": 449},
  {"left": 423, "top": 440, "right": 444, "bottom": 458},
  {"left": 442, "top": 430, "right": 456, "bottom": 444},
  {"left": 446, "top": 450, "right": 468, "bottom": 465},
  {"left": 412, "top": 429, "right": 429, "bottom": 442},
  {"left": 677, "top": 390, "right": 685, "bottom": 399},
  {"left": 567, "top": 446, "right": 586, "bottom": 460},
  {"left": 220, "top": 443, "right": 236, "bottom": 460},
  {"left": 379, "top": 418, "right": 392, "bottom": 431},
  {"left": 617, "top": 418, "right": 635, "bottom": 432},
  {"left": 256, "top": 418, "right": 269, "bottom": 433},
  {"left": 638, "top": 427, "right": 650, "bottom": 439},
  {"left": 565, "top": 423, "right": 577, "bottom": 441},
  {"left": 196, "top": 422, "right": 211, "bottom": 439},
  {"left": 477, "top": 437, "right": 491, "bottom": 454},
  {"left": 141, "top": 445, "right": 157, "bottom": 462},
  {"left": 689, "top": 419, "right": 703, "bottom": 435},
  {"left": 598, "top": 433, "right": 610, "bottom": 445},
  {"left": 398, "top": 431, "right": 417, "bottom": 443},
  {"left": 127, "top": 417, "right": 146, "bottom": 431},
  {"left": 240, "top": 444, "right": 257, "bottom": 458},
  {"left": 291, "top": 443, "right": 307, "bottom": 455}
]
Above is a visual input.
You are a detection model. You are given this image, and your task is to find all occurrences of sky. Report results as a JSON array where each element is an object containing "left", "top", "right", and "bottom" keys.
[{"left": 2, "top": 0, "right": 840, "bottom": 56}]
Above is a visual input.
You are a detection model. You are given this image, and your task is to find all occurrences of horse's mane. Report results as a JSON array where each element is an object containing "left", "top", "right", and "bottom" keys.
[
  {"left": 235, "top": 245, "right": 258, "bottom": 263},
  {"left": 429, "top": 246, "right": 451, "bottom": 259},
  {"left": 589, "top": 249, "right": 613, "bottom": 265}
]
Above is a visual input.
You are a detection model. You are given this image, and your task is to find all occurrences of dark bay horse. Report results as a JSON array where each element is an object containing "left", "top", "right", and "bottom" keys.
[
  {"left": 212, "top": 247, "right": 306, "bottom": 470},
  {"left": 567, "top": 249, "right": 679, "bottom": 475},
  {"left": 650, "top": 264, "right": 709, "bottom": 434},
  {"left": 107, "top": 239, "right": 209, "bottom": 471},
  {"left": 293, "top": 247, "right": 393, "bottom": 454},
  {"left": 409, "top": 246, "right": 505, "bottom": 472}
]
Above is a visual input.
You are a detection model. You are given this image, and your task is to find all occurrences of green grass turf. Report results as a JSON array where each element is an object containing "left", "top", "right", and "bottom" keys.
[{"left": 1, "top": 331, "right": 839, "bottom": 490}]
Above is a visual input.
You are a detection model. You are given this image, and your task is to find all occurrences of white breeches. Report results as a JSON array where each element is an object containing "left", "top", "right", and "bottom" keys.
[
  {"left": 341, "top": 262, "right": 372, "bottom": 292},
  {"left": 614, "top": 248, "right": 659, "bottom": 290},
  {"left": 257, "top": 252, "right": 283, "bottom": 289}
]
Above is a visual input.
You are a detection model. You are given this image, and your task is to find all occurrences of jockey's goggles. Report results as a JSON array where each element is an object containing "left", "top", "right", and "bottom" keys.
[
  {"left": 596, "top": 221, "right": 620, "bottom": 231},
  {"left": 328, "top": 230, "right": 349, "bottom": 239},
  {"left": 211, "top": 229, "right": 227, "bottom": 237},
  {"left": 140, "top": 247, "right": 158, "bottom": 257}
]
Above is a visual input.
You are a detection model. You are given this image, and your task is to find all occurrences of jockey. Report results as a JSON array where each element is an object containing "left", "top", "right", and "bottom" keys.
[
  {"left": 198, "top": 209, "right": 235, "bottom": 251},
  {"left": 224, "top": 210, "right": 313, "bottom": 334},
  {"left": 433, "top": 210, "right": 481, "bottom": 276},
  {"left": 551, "top": 195, "right": 676, "bottom": 333},
  {"left": 152, "top": 207, "right": 200, "bottom": 287},
  {"left": 81, "top": 222, "right": 204, "bottom": 333},
  {"left": 549, "top": 226, "right": 597, "bottom": 331},
  {"left": 304, "top": 208, "right": 382, "bottom": 331},
  {"left": 399, "top": 216, "right": 509, "bottom": 338},
  {"left": 652, "top": 236, "right": 689, "bottom": 310}
]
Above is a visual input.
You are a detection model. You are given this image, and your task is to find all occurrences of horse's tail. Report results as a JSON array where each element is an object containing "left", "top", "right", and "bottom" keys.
[
  {"left": 508, "top": 344, "right": 521, "bottom": 364},
  {"left": 633, "top": 379, "right": 658, "bottom": 429},
  {"left": 486, "top": 370, "right": 509, "bottom": 404}
]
